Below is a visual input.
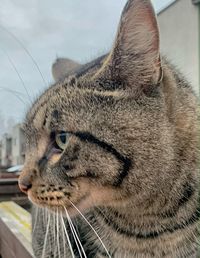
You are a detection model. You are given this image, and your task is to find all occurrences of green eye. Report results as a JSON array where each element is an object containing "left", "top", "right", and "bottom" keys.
[{"left": 55, "top": 132, "right": 69, "bottom": 150}]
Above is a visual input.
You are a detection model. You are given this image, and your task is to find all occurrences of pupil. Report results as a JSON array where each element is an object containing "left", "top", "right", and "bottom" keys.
[{"left": 60, "top": 134, "right": 66, "bottom": 144}]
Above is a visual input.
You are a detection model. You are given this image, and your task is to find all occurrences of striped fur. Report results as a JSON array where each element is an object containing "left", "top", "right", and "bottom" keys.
[{"left": 19, "top": 0, "right": 199, "bottom": 257}]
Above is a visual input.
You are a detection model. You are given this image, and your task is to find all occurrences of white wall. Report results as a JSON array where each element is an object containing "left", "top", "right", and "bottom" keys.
[
  {"left": 158, "top": 0, "right": 199, "bottom": 94},
  {"left": 12, "top": 124, "right": 25, "bottom": 165},
  {"left": 1, "top": 134, "right": 12, "bottom": 167}
]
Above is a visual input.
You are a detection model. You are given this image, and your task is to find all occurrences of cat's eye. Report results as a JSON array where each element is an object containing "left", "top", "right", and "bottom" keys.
[{"left": 55, "top": 132, "right": 70, "bottom": 150}]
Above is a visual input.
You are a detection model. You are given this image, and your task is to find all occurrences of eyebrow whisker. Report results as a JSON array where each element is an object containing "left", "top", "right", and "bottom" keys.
[
  {"left": 0, "top": 48, "right": 33, "bottom": 105},
  {"left": 0, "top": 24, "right": 48, "bottom": 88}
]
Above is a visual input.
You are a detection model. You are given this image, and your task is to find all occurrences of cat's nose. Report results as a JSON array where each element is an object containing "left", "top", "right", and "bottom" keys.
[
  {"left": 18, "top": 178, "right": 32, "bottom": 194},
  {"left": 19, "top": 182, "right": 32, "bottom": 194},
  {"left": 18, "top": 174, "right": 33, "bottom": 194}
]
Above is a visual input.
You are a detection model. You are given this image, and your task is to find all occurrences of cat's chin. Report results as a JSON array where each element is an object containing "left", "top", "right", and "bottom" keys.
[{"left": 28, "top": 191, "right": 92, "bottom": 218}]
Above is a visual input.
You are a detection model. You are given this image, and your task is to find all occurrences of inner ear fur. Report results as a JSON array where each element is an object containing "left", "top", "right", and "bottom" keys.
[{"left": 96, "top": 0, "right": 162, "bottom": 92}]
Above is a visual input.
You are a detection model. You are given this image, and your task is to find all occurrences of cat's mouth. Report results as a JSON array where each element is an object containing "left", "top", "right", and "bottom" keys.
[{"left": 28, "top": 188, "right": 91, "bottom": 217}]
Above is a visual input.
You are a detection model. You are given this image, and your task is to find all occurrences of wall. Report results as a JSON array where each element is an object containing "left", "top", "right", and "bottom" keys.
[
  {"left": 11, "top": 124, "right": 25, "bottom": 166},
  {"left": 1, "top": 134, "right": 12, "bottom": 167},
  {"left": 158, "top": 0, "right": 199, "bottom": 95}
]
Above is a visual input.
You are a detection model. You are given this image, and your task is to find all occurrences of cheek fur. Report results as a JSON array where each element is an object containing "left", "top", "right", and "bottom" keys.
[{"left": 49, "top": 153, "right": 62, "bottom": 165}]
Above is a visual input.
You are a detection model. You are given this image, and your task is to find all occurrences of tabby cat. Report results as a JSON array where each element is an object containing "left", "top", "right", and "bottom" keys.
[{"left": 18, "top": 0, "right": 199, "bottom": 257}]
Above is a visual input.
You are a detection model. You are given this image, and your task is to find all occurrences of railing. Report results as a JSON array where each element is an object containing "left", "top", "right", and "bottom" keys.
[
  {"left": 0, "top": 178, "right": 29, "bottom": 208},
  {"left": 0, "top": 176, "right": 33, "bottom": 258},
  {"left": 0, "top": 201, "right": 33, "bottom": 258}
]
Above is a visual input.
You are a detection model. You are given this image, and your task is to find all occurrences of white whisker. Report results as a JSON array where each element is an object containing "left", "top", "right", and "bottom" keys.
[
  {"left": 53, "top": 212, "right": 56, "bottom": 257},
  {"left": 45, "top": 208, "right": 48, "bottom": 222},
  {"left": 0, "top": 25, "right": 47, "bottom": 88},
  {"left": 32, "top": 206, "right": 39, "bottom": 235},
  {"left": 49, "top": 213, "right": 54, "bottom": 256},
  {"left": 42, "top": 213, "right": 50, "bottom": 258},
  {"left": 64, "top": 206, "right": 87, "bottom": 258},
  {"left": 60, "top": 214, "right": 75, "bottom": 258},
  {"left": 1, "top": 48, "right": 32, "bottom": 104},
  {"left": 69, "top": 201, "right": 111, "bottom": 258},
  {"left": 0, "top": 87, "right": 27, "bottom": 106},
  {"left": 0, "top": 87, "right": 26, "bottom": 97},
  {"left": 56, "top": 209, "right": 61, "bottom": 258},
  {"left": 61, "top": 214, "right": 67, "bottom": 257},
  {"left": 65, "top": 211, "right": 83, "bottom": 258}
]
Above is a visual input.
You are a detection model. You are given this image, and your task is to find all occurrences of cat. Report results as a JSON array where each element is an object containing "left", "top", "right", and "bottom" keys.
[{"left": 18, "top": 0, "right": 199, "bottom": 257}]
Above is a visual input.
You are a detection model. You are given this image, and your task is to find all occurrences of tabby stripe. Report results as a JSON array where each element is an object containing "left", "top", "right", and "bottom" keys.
[
  {"left": 75, "top": 216, "right": 113, "bottom": 258},
  {"left": 159, "top": 183, "right": 195, "bottom": 219},
  {"left": 70, "top": 131, "right": 132, "bottom": 186},
  {"left": 96, "top": 207, "right": 200, "bottom": 239},
  {"left": 177, "top": 183, "right": 195, "bottom": 207}
]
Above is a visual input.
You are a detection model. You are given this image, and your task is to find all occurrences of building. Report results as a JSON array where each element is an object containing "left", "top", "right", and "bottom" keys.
[
  {"left": 0, "top": 124, "right": 25, "bottom": 167},
  {"left": 11, "top": 124, "right": 25, "bottom": 166},
  {"left": 157, "top": 0, "right": 200, "bottom": 95},
  {"left": 0, "top": 142, "right": 2, "bottom": 167},
  {"left": 0, "top": 134, "right": 12, "bottom": 167}
]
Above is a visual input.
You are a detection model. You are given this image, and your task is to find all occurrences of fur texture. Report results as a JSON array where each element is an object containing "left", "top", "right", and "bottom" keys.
[{"left": 19, "top": 0, "right": 199, "bottom": 257}]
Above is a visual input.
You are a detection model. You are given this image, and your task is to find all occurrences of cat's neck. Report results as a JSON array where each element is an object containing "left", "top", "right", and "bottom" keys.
[{"left": 88, "top": 204, "right": 199, "bottom": 256}]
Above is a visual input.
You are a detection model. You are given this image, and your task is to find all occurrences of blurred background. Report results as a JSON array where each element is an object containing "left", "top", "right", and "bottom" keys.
[{"left": 0, "top": 0, "right": 199, "bottom": 187}]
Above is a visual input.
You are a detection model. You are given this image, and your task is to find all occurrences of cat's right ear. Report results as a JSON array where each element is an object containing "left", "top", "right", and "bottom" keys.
[
  {"left": 52, "top": 58, "right": 81, "bottom": 81},
  {"left": 95, "top": 0, "right": 162, "bottom": 94}
]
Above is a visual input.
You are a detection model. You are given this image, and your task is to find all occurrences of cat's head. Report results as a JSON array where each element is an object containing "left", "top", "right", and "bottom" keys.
[{"left": 19, "top": 0, "right": 171, "bottom": 216}]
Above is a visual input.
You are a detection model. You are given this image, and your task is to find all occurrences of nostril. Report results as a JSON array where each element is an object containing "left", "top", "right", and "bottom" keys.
[
  {"left": 18, "top": 175, "right": 33, "bottom": 194},
  {"left": 19, "top": 183, "right": 32, "bottom": 194}
]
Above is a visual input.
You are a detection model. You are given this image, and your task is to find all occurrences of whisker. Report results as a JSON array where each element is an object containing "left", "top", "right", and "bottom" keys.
[
  {"left": 60, "top": 213, "right": 75, "bottom": 258},
  {"left": 0, "top": 87, "right": 26, "bottom": 97},
  {"left": 45, "top": 207, "right": 48, "bottom": 223},
  {"left": 1, "top": 48, "right": 32, "bottom": 104},
  {"left": 42, "top": 212, "right": 50, "bottom": 258},
  {"left": 53, "top": 212, "right": 57, "bottom": 257},
  {"left": 49, "top": 213, "right": 55, "bottom": 256},
  {"left": 65, "top": 211, "right": 83, "bottom": 258},
  {"left": 32, "top": 206, "right": 39, "bottom": 235},
  {"left": 0, "top": 87, "right": 27, "bottom": 106},
  {"left": 60, "top": 214, "right": 67, "bottom": 257},
  {"left": 0, "top": 25, "right": 47, "bottom": 88},
  {"left": 64, "top": 206, "right": 87, "bottom": 258},
  {"left": 56, "top": 209, "right": 61, "bottom": 258},
  {"left": 69, "top": 200, "right": 111, "bottom": 258}
]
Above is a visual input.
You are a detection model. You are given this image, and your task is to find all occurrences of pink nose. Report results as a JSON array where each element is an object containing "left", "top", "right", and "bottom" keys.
[
  {"left": 18, "top": 183, "right": 32, "bottom": 194},
  {"left": 18, "top": 176, "right": 32, "bottom": 194}
]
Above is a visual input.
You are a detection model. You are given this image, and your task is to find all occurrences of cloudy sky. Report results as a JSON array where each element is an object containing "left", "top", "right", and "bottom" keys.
[{"left": 0, "top": 0, "right": 169, "bottom": 129}]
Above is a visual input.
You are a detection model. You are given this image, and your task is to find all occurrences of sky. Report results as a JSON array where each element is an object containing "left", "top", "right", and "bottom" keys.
[{"left": 0, "top": 0, "right": 169, "bottom": 131}]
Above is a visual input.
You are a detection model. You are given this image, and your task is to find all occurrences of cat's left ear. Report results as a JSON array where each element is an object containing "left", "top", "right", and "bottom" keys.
[
  {"left": 97, "top": 0, "right": 162, "bottom": 93},
  {"left": 52, "top": 58, "right": 81, "bottom": 81}
]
